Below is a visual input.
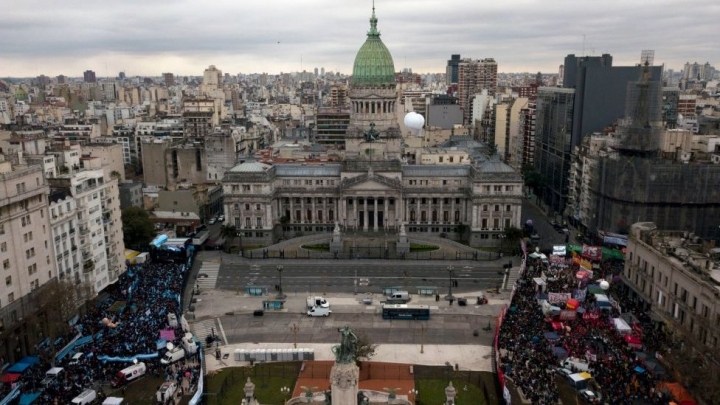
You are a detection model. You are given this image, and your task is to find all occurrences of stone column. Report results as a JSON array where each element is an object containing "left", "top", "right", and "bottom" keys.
[
  {"left": 373, "top": 198, "right": 379, "bottom": 231},
  {"left": 300, "top": 198, "right": 305, "bottom": 223},
  {"left": 384, "top": 198, "right": 389, "bottom": 230},
  {"left": 289, "top": 197, "right": 294, "bottom": 223},
  {"left": 451, "top": 198, "right": 456, "bottom": 224},
  {"left": 416, "top": 198, "right": 420, "bottom": 224},
  {"left": 363, "top": 198, "right": 368, "bottom": 231},
  {"left": 311, "top": 198, "right": 316, "bottom": 224},
  {"left": 353, "top": 197, "right": 358, "bottom": 230}
]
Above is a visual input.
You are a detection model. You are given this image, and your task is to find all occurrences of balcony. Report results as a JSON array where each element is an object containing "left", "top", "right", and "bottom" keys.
[{"left": 79, "top": 227, "right": 89, "bottom": 236}]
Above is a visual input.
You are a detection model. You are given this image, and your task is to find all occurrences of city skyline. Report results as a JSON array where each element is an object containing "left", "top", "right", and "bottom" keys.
[{"left": 1, "top": 0, "right": 719, "bottom": 78}]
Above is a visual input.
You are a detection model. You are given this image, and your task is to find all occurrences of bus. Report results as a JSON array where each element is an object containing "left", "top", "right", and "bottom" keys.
[{"left": 381, "top": 304, "right": 430, "bottom": 320}]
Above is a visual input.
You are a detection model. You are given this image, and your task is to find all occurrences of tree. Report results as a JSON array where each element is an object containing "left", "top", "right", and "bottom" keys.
[
  {"left": 521, "top": 164, "right": 543, "bottom": 193},
  {"left": 29, "top": 279, "right": 92, "bottom": 365},
  {"left": 220, "top": 224, "right": 238, "bottom": 253},
  {"left": 503, "top": 226, "right": 524, "bottom": 253},
  {"left": 354, "top": 333, "right": 378, "bottom": 366},
  {"left": 121, "top": 207, "right": 155, "bottom": 249},
  {"left": 279, "top": 215, "right": 290, "bottom": 239}
]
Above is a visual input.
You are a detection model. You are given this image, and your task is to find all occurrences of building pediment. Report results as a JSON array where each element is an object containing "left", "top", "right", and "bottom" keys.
[{"left": 340, "top": 173, "right": 402, "bottom": 192}]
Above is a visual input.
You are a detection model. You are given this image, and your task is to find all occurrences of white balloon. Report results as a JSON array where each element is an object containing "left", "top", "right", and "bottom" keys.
[
  {"left": 403, "top": 112, "right": 425, "bottom": 130},
  {"left": 599, "top": 280, "right": 610, "bottom": 290}
]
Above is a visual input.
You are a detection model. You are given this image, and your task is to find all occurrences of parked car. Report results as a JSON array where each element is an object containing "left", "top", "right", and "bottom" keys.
[
  {"left": 580, "top": 390, "right": 599, "bottom": 403},
  {"left": 208, "top": 218, "right": 216, "bottom": 225},
  {"left": 531, "top": 233, "right": 541, "bottom": 240},
  {"left": 217, "top": 215, "right": 224, "bottom": 222}
]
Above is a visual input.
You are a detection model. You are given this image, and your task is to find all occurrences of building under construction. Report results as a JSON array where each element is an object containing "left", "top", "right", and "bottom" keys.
[{"left": 570, "top": 52, "right": 720, "bottom": 241}]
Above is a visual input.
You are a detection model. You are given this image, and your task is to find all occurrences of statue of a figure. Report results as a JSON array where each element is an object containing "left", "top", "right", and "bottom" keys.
[
  {"left": 333, "top": 221, "right": 341, "bottom": 236},
  {"left": 399, "top": 222, "right": 406, "bottom": 237},
  {"left": 332, "top": 325, "right": 358, "bottom": 364}
]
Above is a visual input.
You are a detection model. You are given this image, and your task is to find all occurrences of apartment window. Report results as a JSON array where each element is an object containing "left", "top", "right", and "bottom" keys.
[
  {"left": 5, "top": 276, "right": 10, "bottom": 286},
  {"left": 481, "top": 218, "right": 488, "bottom": 229},
  {"left": 30, "top": 279, "right": 39, "bottom": 290},
  {"left": 483, "top": 205, "right": 488, "bottom": 211},
  {"left": 7, "top": 293, "right": 13, "bottom": 303},
  {"left": 256, "top": 204, "right": 261, "bottom": 210},
  {"left": 494, "top": 185, "right": 502, "bottom": 192},
  {"left": 505, "top": 205, "right": 511, "bottom": 212},
  {"left": 494, "top": 205, "right": 500, "bottom": 212},
  {"left": 28, "top": 264, "right": 37, "bottom": 275},
  {"left": 2, "top": 259, "right": 8, "bottom": 269},
  {"left": 305, "top": 180, "right": 312, "bottom": 185},
  {"left": 245, "top": 218, "right": 251, "bottom": 228},
  {"left": 506, "top": 185, "right": 514, "bottom": 191},
  {"left": 0, "top": 242, "right": 5, "bottom": 252},
  {"left": 244, "top": 204, "right": 250, "bottom": 210},
  {"left": 0, "top": 225, "right": 3, "bottom": 235},
  {"left": 493, "top": 218, "right": 500, "bottom": 230},
  {"left": 242, "top": 185, "right": 250, "bottom": 191}
]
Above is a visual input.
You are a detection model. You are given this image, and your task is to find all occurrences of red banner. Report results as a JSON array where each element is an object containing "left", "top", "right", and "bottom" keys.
[
  {"left": 583, "top": 311, "right": 601, "bottom": 321},
  {"left": 581, "top": 244, "right": 602, "bottom": 261}
]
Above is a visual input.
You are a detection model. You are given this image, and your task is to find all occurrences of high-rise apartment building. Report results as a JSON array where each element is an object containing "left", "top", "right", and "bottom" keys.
[
  {"left": 83, "top": 70, "right": 97, "bottom": 83},
  {"left": 316, "top": 108, "right": 350, "bottom": 145},
  {"left": 48, "top": 168, "right": 125, "bottom": 292},
  {"left": 457, "top": 58, "right": 498, "bottom": 125},
  {"left": 0, "top": 162, "right": 55, "bottom": 363}
]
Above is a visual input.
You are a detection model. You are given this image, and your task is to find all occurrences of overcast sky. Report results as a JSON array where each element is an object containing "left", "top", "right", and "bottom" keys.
[{"left": 1, "top": 0, "right": 718, "bottom": 78}]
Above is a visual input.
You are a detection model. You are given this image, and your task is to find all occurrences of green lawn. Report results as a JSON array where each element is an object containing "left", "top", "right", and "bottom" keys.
[
  {"left": 205, "top": 364, "right": 298, "bottom": 405},
  {"left": 415, "top": 379, "right": 488, "bottom": 405},
  {"left": 301, "top": 243, "right": 330, "bottom": 251},
  {"left": 409, "top": 244, "right": 439, "bottom": 252}
]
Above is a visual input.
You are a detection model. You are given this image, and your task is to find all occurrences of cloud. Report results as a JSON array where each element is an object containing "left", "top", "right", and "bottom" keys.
[{"left": 0, "top": 0, "right": 718, "bottom": 77}]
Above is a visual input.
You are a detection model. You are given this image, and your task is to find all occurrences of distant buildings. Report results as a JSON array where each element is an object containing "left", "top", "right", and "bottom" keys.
[
  {"left": 457, "top": 58, "right": 498, "bottom": 125},
  {"left": 83, "top": 70, "right": 97, "bottom": 83}
]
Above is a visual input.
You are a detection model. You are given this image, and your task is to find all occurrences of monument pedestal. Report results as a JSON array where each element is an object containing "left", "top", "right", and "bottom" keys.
[
  {"left": 396, "top": 222, "right": 409, "bottom": 256},
  {"left": 330, "top": 222, "right": 343, "bottom": 255},
  {"left": 329, "top": 362, "right": 359, "bottom": 405}
]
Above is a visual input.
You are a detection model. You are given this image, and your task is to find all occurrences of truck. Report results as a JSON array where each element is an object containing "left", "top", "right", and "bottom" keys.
[
  {"left": 181, "top": 332, "right": 199, "bottom": 355},
  {"left": 192, "top": 231, "right": 209, "bottom": 246},
  {"left": 306, "top": 296, "right": 329, "bottom": 311},
  {"left": 71, "top": 389, "right": 97, "bottom": 405},
  {"left": 41, "top": 367, "right": 64, "bottom": 386},
  {"left": 156, "top": 381, "right": 178, "bottom": 403},
  {"left": 561, "top": 357, "right": 590, "bottom": 372}
]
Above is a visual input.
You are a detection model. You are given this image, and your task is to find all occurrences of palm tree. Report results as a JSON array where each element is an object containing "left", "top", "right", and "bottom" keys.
[{"left": 220, "top": 224, "right": 237, "bottom": 253}]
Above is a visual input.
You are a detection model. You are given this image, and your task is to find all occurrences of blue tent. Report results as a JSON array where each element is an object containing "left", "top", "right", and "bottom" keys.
[
  {"left": 18, "top": 393, "right": 40, "bottom": 405},
  {"left": 634, "top": 366, "right": 646, "bottom": 373},
  {"left": 544, "top": 332, "right": 560, "bottom": 340},
  {"left": 7, "top": 362, "right": 31, "bottom": 374},
  {"left": 18, "top": 357, "right": 38, "bottom": 366}
]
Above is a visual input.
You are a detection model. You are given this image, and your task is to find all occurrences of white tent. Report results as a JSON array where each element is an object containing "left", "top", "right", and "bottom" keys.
[{"left": 613, "top": 318, "right": 632, "bottom": 335}]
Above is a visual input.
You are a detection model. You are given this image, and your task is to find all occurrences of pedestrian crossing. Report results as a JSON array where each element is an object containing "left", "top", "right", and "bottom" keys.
[
  {"left": 191, "top": 318, "right": 224, "bottom": 348},
  {"left": 196, "top": 261, "right": 220, "bottom": 290}
]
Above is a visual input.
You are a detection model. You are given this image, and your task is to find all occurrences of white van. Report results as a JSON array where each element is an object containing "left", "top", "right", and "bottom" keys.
[
  {"left": 386, "top": 291, "right": 411, "bottom": 303},
  {"left": 156, "top": 381, "right": 177, "bottom": 403},
  {"left": 307, "top": 306, "right": 331, "bottom": 317},
  {"left": 306, "top": 296, "right": 329, "bottom": 310},
  {"left": 561, "top": 358, "right": 590, "bottom": 372},
  {"left": 161, "top": 347, "right": 186, "bottom": 365},
  {"left": 167, "top": 313, "right": 178, "bottom": 328},
  {"left": 71, "top": 389, "right": 97, "bottom": 405},
  {"left": 69, "top": 352, "right": 85, "bottom": 365},
  {"left": 102, "top": 398, "right": 124, "bottom": 405},
  {"left": 41, "top": 367, "right": 64, "bottom": 386},
  {"left": 111, "top": 362, "right": 146, "bottom": 387},
  {"left": 181, "top": 332, "right": 198, "bottom": 355}
]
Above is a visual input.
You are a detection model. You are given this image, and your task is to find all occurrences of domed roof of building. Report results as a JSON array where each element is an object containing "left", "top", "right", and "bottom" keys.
[{"left": 352, "top": 5, "right": 395, "bottom": 86}]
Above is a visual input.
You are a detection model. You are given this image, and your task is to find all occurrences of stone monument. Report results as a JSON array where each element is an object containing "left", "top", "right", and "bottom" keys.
[
  {"left": 329, "top": 325, "right": 360, "bottom": 405},
  {"left": 445, "top": 381, "right": 457, "bottom": 405},
  {"left": 241, "top": 377, "right": 259, "bottom": 405},
  {"left": 330, "top": 221, "right": 343, "bottom": 256},
  {"left": 396, "top": 222, "right": 410, "bottom": 256}
]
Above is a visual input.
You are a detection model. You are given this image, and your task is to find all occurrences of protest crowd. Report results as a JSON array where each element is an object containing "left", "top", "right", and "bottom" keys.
[
  {"left": 498, "top": 244, "right": 687, "bottom": 405},
  {"left": 1, "top": 249, "right": 200, "bottom": 405}
]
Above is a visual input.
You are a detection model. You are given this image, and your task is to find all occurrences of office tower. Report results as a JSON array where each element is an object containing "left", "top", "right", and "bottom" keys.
[
  {"left": 446, "top": 54, "right": 461, "bottom": 85},
  {"left": 57, "top": 75, "right": 66, "bottom": 84},
  {"left": 83, "top": 70, "right": 97, "bottom": 83},
  {"left": 201, "top": 65, "right": 222, "bottom": 93},
  {"left": 535, "top": 53, "right": 663, "bottom": 215},
  {"left": 118, "top": 72, "right": 126, "bottom": 80},
  {"left": 163, "top": 73, "right": 175, "bottom": 87}
]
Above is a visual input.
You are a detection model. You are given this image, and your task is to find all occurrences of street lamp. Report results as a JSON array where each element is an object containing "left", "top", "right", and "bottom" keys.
[
  {"left": 290, "top": 323, "right": 299, "bottom": 348},
  {"left": 276, "top": 265, "right": 284, "bottom": 298},
  {"left": 280, "top": 386, "right": 291, "bottom": 405},
  {"left": 408, "top": 389, "right": 419, "bottom": 404},
  {"left": 446, "top": 265, "right": 454, "bottom": 300}
]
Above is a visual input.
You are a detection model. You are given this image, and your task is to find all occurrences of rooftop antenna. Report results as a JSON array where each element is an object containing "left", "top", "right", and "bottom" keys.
[{"left": 582, "top": 35, "right": 586, "bottom": 56}]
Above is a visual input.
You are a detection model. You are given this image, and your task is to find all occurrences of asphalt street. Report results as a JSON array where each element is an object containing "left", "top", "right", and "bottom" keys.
[
  {"left": 212, "top": 261, "right": 510, "bottom": 295},
  {"left": 521, "top": 199, "right": 576, "bottom": 251}
]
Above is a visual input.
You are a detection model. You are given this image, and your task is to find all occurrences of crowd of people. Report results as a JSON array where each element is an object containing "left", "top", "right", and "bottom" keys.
[
  {"left": 1, "top": 251, "right": 201, "bottom": 405},
  {"left": 499, "top": 251, "right": 680, "bottom": 405}
]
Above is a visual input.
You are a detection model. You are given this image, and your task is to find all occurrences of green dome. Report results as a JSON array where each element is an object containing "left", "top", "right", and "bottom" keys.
[{"left": 352, "top": 7, "right": 395, "bottom": 86}]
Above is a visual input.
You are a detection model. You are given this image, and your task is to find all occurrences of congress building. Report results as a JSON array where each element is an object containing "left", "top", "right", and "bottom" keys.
[{"left": 222, "top": 6, "right": 523, "bottom": 249}]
